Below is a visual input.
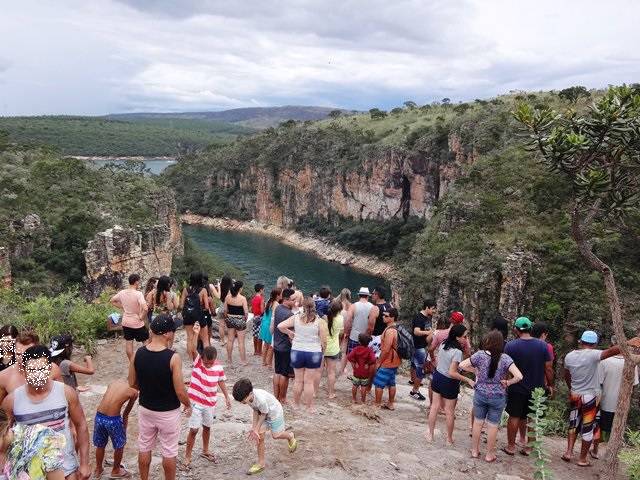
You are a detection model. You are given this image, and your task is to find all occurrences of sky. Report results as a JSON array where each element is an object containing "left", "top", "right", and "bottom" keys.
[{"left": 1, "top": 0, "right": 639, "bottom": 115}]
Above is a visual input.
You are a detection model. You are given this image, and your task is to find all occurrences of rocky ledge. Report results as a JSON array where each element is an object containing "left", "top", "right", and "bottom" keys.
[{"left": 181, "top": 214, "right": 396, "bottom": 279}]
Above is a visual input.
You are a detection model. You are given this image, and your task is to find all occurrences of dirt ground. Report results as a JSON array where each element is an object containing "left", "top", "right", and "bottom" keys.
[{"left": 75, "top": 330, "right": 617, "bottom": 480}]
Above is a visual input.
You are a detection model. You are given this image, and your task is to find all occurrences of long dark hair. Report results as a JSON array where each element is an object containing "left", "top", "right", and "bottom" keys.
[
  {"left": 188, "top": 272, "right": 204, "bottom": 291},
  {"left": 220, "top": 275, "right": 232, "bottom": 302},
  {"left": 155, "top": 276, "right": 172, "bottom": 305},
  {"left": 266, "top": 288, "right": 281, "bottom": 313},
  {"left": 144, "top": 277, "right": 158, "bottom": 295},
  {"left": 326, "top": 300, "right": 342, "bottom": 336},
  {"left": 230, "top": 280, "right": 243, "bottom": 297},
  {"left": 483, "top": 330, "right": 505, "bottom": 378},
  {"left": 443, "top": 324, "right": 467, "bottom": 351}
]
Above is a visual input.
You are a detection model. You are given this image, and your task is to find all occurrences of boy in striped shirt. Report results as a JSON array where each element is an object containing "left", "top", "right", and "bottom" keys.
[{"left": 184, "top": 323, "right": 232, "bottom": 468}]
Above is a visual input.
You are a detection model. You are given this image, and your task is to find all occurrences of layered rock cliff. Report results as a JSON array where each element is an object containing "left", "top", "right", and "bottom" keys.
[
  {"left": 177, "top": 132, "right": 475, "bottom": 228},
  {"left": 83, "top": 191, "right": 183, "bottom": 297}
]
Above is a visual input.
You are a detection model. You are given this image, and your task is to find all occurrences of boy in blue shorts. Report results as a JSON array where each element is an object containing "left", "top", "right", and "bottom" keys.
[
  {"left": 232, "top": 378, "right": 298, "bottom": 475},
  {"left": 93, "top": 379, "right": 138, "bottom": 478}
]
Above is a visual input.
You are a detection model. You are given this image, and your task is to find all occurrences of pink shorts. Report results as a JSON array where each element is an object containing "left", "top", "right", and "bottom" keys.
[{"left": 138, "top": 406, "right": 181, "bottom": 458}]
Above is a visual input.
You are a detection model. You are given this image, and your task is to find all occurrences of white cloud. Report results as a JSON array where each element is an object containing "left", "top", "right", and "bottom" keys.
[{"left": 0, "top": 0, "right": 638, "bottom": 115}]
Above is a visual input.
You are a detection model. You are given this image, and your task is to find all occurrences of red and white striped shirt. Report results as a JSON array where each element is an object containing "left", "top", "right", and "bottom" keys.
[{"left": 188, "top": 358, "right": 226, "bottom": 407}]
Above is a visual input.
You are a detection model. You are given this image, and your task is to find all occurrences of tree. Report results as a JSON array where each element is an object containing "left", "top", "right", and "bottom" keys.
[
  {"left": 391, "top": 107, "right": 404, "bottom": 115},
  {"left": 558, "top": 86, "right": 590, "bottom": 104},
  {"left": 403, "top": 100, "right": 417, "bottom": 110},
  {"left": 328, "top": 110, "right": 342, "bottom": 119},
  {"left": 514, "top": 85, "right": 640, "bottom": 478},
  {"left": 369, "top": 108, "right": 387, "bottom": 120}
]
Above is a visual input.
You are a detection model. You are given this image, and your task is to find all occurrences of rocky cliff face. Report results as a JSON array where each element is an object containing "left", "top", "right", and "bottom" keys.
[
  {"left": 202, "top": 135, "right": 474, "bottom": 227},
  {"left": 83, "top": 191, "right": 183, "bottom": 297},
  {"left": 432, "top": 248, "right": 538, "bottom": 343},
  {"left": 0, "top": 247, "right": 10, "bottom": 287}
]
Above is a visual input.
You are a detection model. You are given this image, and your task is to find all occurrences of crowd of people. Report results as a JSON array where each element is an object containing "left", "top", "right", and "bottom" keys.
[{"left": 0, "top": 272, "right": 636, "bottom": 479}]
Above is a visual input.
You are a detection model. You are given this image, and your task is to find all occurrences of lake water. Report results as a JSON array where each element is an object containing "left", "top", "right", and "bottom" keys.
[
  {"left": 89, "top": 158, "right": 176, "bottom": 175},
  {"left": 184, "top": 225, "right": 389, "bottom": 296}
]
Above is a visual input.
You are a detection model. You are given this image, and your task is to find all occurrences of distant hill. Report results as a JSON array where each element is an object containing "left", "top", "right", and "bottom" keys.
[
  {"left": 107, "top": 106, "right": 357, "bottom": 129},
  {"left": 0, "top": 116, "right": 254, "bottom": 156}
]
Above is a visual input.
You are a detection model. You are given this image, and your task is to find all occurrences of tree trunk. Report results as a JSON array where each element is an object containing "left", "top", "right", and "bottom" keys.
[
  {"left": 570, "top": 205, "right": 639, "bottom": 479},
  {"left": 603, "top": 359, "right": 636, "bottom": 478}
]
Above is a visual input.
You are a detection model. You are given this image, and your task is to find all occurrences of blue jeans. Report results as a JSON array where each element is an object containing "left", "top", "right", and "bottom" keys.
[{"left": 473, "top": 390, "right": 506, "bottom": 425}]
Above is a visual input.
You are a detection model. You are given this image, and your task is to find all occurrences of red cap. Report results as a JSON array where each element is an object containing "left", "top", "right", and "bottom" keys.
[{"left": 450, "top": 311, "right": 464, "bottom": 324}]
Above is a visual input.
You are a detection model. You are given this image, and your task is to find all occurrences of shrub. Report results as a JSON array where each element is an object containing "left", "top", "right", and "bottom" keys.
[{"left": 0, "top": 288, "right": 111, "bottom": 353}]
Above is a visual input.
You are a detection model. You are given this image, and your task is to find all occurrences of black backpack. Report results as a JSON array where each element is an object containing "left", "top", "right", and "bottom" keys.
[
  {"left": 182, "top": 287, "right": 203, "bottom": 324},
  {"left": 394, "top": 324, "right": 415, "bottom": 360}
]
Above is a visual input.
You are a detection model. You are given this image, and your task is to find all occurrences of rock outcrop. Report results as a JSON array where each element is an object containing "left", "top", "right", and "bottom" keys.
[
  {"left": 9, "top": 213, "right": 50, "bottom": 259},
  {"left": 204, "top": 136, "right": 472, "bottom": 228},
  {"left": 0, "top": 247, "right": 10, "bottom": 287},
  {"left": 432, "top": 248, "right": 538, "bottom": 343},
  {"left": 84, "top": 225, "right": 174, "bottom": 298},
  {"left": 83, "top": 191, "right": 183, "bottom": 297}
]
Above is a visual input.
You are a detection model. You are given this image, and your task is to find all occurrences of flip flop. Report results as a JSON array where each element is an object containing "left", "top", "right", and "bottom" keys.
[
  {"left": 200, "top": 452, "right": 218, "bottom": 464},
  {"left": 589, "top": 450, "right": 599, "bottom": 460},
  {"left": 247, "top": 464, "right": 265, "bottom": 475},
  {"left": 561, "top": 454, "right": 572, "bottom": 462},
  {"left": 108, "top": 472, "right": 131, "bottom": 479},
  {"left": 501, "top": 447, "right": 515, "bottom": 456},
  {"left": 520, "top": 449, "right": 531, "bottom": 457},
  {"left": 381, "top": 404, "right": 396, "bottom": 411},
  {"left": 288, "top": 437, "right": 298, "bottom": 453},
  {"left": 577, "top": 462, "right": 592, "bottom": 467},
  {"left": 485, "top": 457, "right": 497, "bottom": 463}
]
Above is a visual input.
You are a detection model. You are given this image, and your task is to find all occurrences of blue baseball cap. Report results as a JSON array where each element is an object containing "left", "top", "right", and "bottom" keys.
[{"left": 580, "top": 330, "right": 598, "bottom": 344}]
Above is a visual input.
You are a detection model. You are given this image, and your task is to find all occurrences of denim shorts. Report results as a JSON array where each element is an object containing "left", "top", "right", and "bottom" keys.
[
  {"left": 290, "top": 350, "right": 323, "bottom": 369},
  {"left": 411, "top": 348, "right": 427, "bottom": 380},
  {"left": 473, "top": 390, "right": 506, "bottom": 425}
]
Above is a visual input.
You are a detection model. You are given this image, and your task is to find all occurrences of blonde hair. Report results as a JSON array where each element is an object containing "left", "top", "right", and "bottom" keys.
[
  {"left": 339, "top": 288, "right": 352, "bottom": 303},
  {"left": 276, "top": 276, "right": 291, "bottom": 290},
  {"left": 300, "top": 297, "right": 317, "bottom": 324}
]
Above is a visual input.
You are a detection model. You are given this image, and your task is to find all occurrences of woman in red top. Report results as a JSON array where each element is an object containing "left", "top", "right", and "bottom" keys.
[{"left": 251, "top": 284, "right": 265, "bottom": 356}]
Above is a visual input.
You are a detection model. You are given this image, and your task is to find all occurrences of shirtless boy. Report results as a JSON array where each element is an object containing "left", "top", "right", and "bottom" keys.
[{"left": 93, "top": 379, "right": 139, "bottom": 479}]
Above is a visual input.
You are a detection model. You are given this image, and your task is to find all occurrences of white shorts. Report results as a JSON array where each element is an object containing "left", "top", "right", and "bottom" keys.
[{"left": 188, "top": 403, "right": 216, "bottom": 429}]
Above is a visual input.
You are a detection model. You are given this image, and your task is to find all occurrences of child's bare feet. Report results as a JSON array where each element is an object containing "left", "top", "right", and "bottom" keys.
[
  {"left": 425, "top": 432, "right": 434, "bottom": 443},
  {"left": 446, "top": 438, "right": 455, "bottom": 447}
]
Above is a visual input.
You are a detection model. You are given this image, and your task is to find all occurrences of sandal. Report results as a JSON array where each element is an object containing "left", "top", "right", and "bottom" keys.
[
  {"left": 501, "top": 447, "right": 515, "bottom": 456},
  {"left": 108, "top": 470, "right": 131, "bottom": 479},
  {"left": 561, "top": 454, "right": 572, "bottom": 462},
  {"left": 589, "top": 450, "right": 599, "bottom": 460},
  {"left": 247, "top": 464, "right": 265, "bottom": 475},
  {"left": 200, "top": 452, "right": 218, "bottom": 464},
  {"left": 288, "top": 437, "right": 298, "bottom": 453},
  {"left": 577, "top": 461, "right": 592, "bottom": 467}
]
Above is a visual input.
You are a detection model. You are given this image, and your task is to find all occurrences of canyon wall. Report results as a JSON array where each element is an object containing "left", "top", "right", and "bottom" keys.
[
  {"left": 201, "top": 136, "right": 475, "bottom": 227},
  {"left": 83, "top": 191, "right": 183, "bottom": 297}
]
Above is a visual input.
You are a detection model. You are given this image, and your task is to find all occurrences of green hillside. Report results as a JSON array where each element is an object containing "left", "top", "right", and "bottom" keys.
[{"left": 0, "top": 116, "right": 254, "bottom": 156}]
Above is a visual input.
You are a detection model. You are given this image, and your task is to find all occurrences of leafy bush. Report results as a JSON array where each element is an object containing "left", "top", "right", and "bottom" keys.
[{"left": 0, "top": 288, "right": 111, "bottom": 353}]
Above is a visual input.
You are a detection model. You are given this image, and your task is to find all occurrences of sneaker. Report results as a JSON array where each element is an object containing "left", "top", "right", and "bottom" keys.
[
  {"left": 288, "top": 437, "right": 298, "bottom": 453},
  {"left": 410, "top": 391, "right": 426, "bottom": 401}
]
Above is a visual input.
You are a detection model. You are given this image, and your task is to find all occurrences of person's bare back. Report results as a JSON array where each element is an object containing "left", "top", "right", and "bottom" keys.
[{"left": 97, "top": 379, "right": 138, "bottom": 417}]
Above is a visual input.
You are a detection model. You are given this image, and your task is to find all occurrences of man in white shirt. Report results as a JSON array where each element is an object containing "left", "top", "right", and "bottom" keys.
[{"left": 590, "top": 336, "right": 639, "bottom": 458}]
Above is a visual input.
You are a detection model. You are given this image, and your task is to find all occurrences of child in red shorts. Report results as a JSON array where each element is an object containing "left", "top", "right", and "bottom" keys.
[{"left": 346, "top": 333, "right": 376, "bottom": 404}]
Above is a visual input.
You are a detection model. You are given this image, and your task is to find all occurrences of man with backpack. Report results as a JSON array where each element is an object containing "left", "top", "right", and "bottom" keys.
[{"left": 373, "top": 308, "right": 402, "bottom": 410}]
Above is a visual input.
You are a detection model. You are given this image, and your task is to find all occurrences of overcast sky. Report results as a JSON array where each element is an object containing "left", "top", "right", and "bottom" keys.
[{"left": 1, "top": 0, "right": 638, "bottom": 115}]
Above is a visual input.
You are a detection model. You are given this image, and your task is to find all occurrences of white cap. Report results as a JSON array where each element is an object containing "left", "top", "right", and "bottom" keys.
[{"left": 358, "top": 287, "right": 371, "bottom": 296}]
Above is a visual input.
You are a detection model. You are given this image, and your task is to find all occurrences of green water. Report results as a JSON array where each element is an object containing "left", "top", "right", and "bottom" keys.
[{"left": 184, "top": 225, "right": 389, "bottom": 296}]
